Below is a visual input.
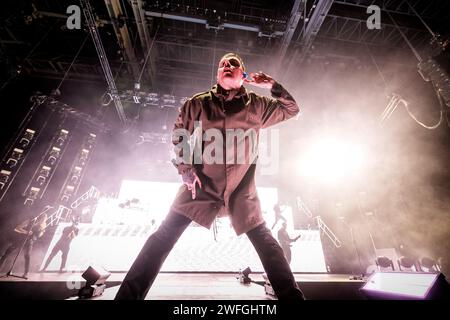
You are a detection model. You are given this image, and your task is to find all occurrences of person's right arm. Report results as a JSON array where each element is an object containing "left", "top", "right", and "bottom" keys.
[{"left": 172, "top": 99, "right": 202, "bottom": 199}]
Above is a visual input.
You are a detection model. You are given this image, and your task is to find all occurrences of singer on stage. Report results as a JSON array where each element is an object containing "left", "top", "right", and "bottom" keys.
[{"left": 115, "top": 53, "right": 304, "bottom": 300}]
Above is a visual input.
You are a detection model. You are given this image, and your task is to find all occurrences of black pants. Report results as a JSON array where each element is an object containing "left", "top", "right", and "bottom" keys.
[
  {"left": 0, "top": 237, "right": 33, "bottom": 275},
  {"left": 42, "top": 243, "right": 70, "bottom": 271},
  {"left": 281, "top": 245, "right": 292, "bottom": 264},
  {"left": 115, "top": 211, "right": 304, "bottom": 300}
]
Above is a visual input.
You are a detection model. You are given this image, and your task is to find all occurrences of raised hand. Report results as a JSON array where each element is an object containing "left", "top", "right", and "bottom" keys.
[{"left": 244, "top": 71, "right": 276, "bottom": 89}]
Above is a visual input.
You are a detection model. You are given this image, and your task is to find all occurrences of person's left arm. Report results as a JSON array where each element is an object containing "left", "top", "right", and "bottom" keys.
[
  {"left": 37, "top": 215, "right": 47, "bottom": 238},
  {"left": 288, "top": 233, "right": 302, "bottom": 243},
  {"left": 14, "top": 220, "right": 31, "bottom": 235},
  {"left": 245, "top": 72, "right": 300, "bottom": 128}
]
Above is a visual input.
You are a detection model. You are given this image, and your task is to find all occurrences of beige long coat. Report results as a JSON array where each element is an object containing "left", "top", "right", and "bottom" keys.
[{"left": 170, "top": 82, "right": 299, "bottom": 235}]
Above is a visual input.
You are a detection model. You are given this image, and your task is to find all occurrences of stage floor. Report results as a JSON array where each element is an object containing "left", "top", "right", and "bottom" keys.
[{"left": 0, "top": 272, "right": 366, "bottom": 300}]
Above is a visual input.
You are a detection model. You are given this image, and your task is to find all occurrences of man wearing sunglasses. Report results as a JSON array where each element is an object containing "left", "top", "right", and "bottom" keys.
[{"left": 115, "top": 53, "right": 304, "bottom": 300}]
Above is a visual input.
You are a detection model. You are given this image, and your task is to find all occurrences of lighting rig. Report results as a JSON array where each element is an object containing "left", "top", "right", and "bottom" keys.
[
  {"left": 22, "top": 128, "right": 71, "bottom": 206},
  {"left": 0, "top": 97, "right": 43, "bottom": 202},
  {"left": 58, "top": 133, "right": 98, "bottom": 204}
]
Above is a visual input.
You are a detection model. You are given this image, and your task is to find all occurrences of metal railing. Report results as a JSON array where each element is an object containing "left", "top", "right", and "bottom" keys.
[{"left": 316, "top": 216, "right": 342, "bottom": 248}]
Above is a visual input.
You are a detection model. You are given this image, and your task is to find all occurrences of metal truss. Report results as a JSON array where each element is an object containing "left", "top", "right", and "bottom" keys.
[
  {"left": 147, "top": 36, "right": 271, "bottom": 94},
  {"left": 334, "top": 0, "right": 450, "bottom": 20},
  {"left": 131, "top": 0, "right": 153, "bottom": 53},
  {"left": 103, "top": 0, "right": 140, "bottom": 79},
  {"left": 0, "top": 26, "right": 24, "bottom": 45},
  {"left": 80, "top": 0, "right": 127, "bottom": 124},
  {"left": 318, "top": 14, "right": 431, "bottom": 49},
  {"left": 154, "top": 39, "right": 265, "bottom": 67},
  {"left": 278, "top": 0, "right": 306, "bottom": 61},
  {"left": 22, "top": 56, "right": 136, "bottom": 83},
  {"left": 300, "top": 0, "right": 335, "bottom": 59},
  {"left": 1, "top": 0, "right": 446, "bottom": 96},
  {"left": 281, "top": 0, "right": 442, "bottom": 79},
  {"left": 283, "top": 0, "right": 334, "bottom": 75},
  {"left": 45, "top": 98, "right": 111, "bottom": 133},
  {"left": 143, "top": 2, "right": 286, "bottom": 38},
  {"left": 22, "top": 125, "right": 73, "bottom": 206},
  {"left": 155, "top": 25, "right": 269, "bottom": 54},
  {"left": 58, "top": 132, "right": 98, "bottom": 204},
  {"left": 0, "top": 100, "right": 42, "bottom": 203}
]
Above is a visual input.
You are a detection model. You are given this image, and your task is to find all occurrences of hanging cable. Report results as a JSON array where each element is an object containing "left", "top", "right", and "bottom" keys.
[
  {"left": 100, "top": 92, "right": 113, "bottom": 106},
  {"left": 1, "top": 21, "right": 58, "bottom": 91},
  {"left": 98, "top": 21, "right": 140, "bottom": 113},
  {"left": 365, "top": 43, "right": 390, "bottom": 93},
  {"left": 137, "top": 23, "right": 160, "bottom": 85},
  {"left": 386, "top": 11, "right": 423, "bottom": 63},
  {"left": 404, "top": 1, "right": 448, "bottom": 53},
  {"left": 404, "top": 0, "right": 436, "bottom": 39},
  {"left": 401, "top": 97, "right": 443, "bottom": 130},
  {"left": 210, "top": 31, "right": 218, "bottom": 88},
  {"left": 380, "top": 92, "right": 444, "bottom": 130},
  {"left": 56, "top": 34, "right": 89, "bottom": 92},
  {"left": 380, "top": 9, "right": 448, "bottom": 129}
]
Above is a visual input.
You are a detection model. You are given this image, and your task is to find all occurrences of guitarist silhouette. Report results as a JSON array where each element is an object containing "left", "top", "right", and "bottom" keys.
[
  {"left": 41, "top": 216, "right": 79, "bottom": 272},
  {"left": 277, "top": 222, "right": 301, "bottom": 264},
  {"left": 0, "top": 213, "right": 47, "bottom": 278}
]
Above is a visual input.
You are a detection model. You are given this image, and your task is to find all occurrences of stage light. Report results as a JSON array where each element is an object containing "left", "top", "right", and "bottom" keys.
[
  {"left": 24, "top": 186, "right": 40, "bottom": 205},
  {"left": 297, "top": 138, "right": 366, "bottom": 183},
  {"left": 81, "top": 265, "right": 111, "bottom": 285},
  {"left": 19, "top": 128, "right": 36, "bottom": 147},
  {"left": 0, "top": 170, "right": 12, "bottom": 189},
  {"left": 419, "top": 257, "right": 441, "bottom": 272},
  {"left": 398, "top": 256, "right": 418, "bottom": 272},
  {"left": 242, "top": 267, "right": 251, "bottom": 277},
  {"left": 78, "top": 265, "right": 111, "bottom": 299},
  {"left": 6, "top": 148, "right": 24, "bottom": 167},
  {"left": 56, "top": 129, "right": 69, "bottom": 146},
  {"left": 37, "top": 165, "right": 51, "bottom": 185},
  {"left": 375, "top": 256, "right": 394, "bottom": 271},
  {"left": 361, "top": 271, "right": 450, "bottom": 300},
  {"left": 48, "top": 146, "right": 61, "bottom": 165},
  {"left": 239, "top": 267, "right": 252, "bottom": 284}
]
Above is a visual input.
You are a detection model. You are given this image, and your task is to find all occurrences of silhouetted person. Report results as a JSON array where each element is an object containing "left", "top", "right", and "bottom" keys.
[
  {"left": 41, "top": 218, "right": 79, "bottom": 272},
  {"left": 271, "top": 203, "right": 287, "bottom": 229},
  {"left": 277, "top": 222, "right": 301, "bottom": 264},
  {"left": 0, "top": 214, "right": 47, "bottom": 278}
]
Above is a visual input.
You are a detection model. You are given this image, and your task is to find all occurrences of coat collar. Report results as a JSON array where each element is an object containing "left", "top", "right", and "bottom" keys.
[{"left": 211, "top": 84, "right": 247, "bottom": 101}]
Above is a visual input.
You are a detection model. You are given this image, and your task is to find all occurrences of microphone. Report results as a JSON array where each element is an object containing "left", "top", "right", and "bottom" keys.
[{"left": 243, "top": 72, "right": 253, "bottom": 81}]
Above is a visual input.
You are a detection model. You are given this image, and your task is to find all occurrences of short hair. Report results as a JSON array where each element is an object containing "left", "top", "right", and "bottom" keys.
[{"left": 219, "top": 53, "right": 245, "bottom": 71}]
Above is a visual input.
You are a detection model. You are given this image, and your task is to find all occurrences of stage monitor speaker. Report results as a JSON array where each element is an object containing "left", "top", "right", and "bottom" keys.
[
  {"left": 81, "top": 265, "right": 111, "bottom": 286},
  {"left": 78, "top": 284, "right": 106, "bottom": 299},
  {"left": 361, "top": 272, "right": 449, "bottom": 300}
]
